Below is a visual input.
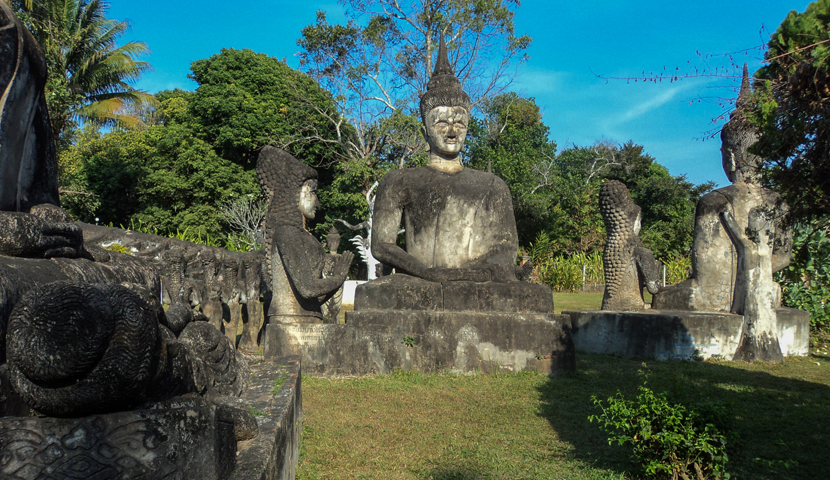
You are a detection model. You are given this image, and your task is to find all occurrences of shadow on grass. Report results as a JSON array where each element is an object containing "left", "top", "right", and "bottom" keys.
[
  {"left": 416, "top": 464, "right": 493, "bottom": 480},
  {"left": 537, "top": 354, "right": 830, "bottom": 480}
]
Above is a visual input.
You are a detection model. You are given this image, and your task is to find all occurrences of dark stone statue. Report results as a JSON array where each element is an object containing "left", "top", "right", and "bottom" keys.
[
  {"left": 0, "top": 2, "right": 83, "bottom": 261},
  {"left": 0, "top": 7, "right": 259, "bottom": 476},
  {"left": 599, "top": 180, "right": 661, "bottom": 311},
  {"left": 257, "top": 146, "right": 353, "bottom": 324},
  {"left": 652, "top": 65, "right": 792, "bottom": 314},
  {"left": 0, "top": 2, "right": 59, "bottom": 214},
  {"left": 371, "top": 37, "right": 520, "bottom": 283}
]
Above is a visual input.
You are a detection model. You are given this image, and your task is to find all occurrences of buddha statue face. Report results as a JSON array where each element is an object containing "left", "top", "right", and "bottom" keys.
[
  {"left": 299, "top": 179, "right": 319, "bottom": 220},
  {"left": 425, "top": 106, "right": 469, "bottom": 158}
]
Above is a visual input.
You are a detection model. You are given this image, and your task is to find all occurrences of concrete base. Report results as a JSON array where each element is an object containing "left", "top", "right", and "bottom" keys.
[
  {"left": 264, "top": 311, "right": 574, "bottom": 376},
  {"left": 566, "top": 307, "right": 810, "bottom": 360}
]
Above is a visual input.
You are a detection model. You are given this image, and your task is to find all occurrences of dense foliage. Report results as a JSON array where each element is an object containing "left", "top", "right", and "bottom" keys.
[
  {"left": 61, "top": 124, "right": 258, "bottom": 234},
  {"left": 775, "top": 219, "right": 830, "bottom": 333},
  {"left": 60, "top": 49, "right": 345, "bottom": 239},
  {"left": 753, "top": 0, "right": 830, "bottom": 222},
  {"left": 590, "top": 373, "right": 731, "bottom": 480}
]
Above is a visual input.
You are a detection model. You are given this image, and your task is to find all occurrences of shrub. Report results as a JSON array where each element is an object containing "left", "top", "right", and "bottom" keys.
[
  {"left": 665, "top": 256, "right": 692, "bottom": 286},
  {"left": 775, "top": 220, "right": 830, "bottom": 333},
  {"left": 589, "top": 373, "right": 730, "bottom": 480}
]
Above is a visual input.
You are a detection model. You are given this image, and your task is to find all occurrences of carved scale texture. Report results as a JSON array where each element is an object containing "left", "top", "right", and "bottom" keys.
[
  {"left": 6, "top": 282, "right": 162, "bottom": 417},
  {"left": 599, "top": 180, "right": 645, "bottom": 310}
]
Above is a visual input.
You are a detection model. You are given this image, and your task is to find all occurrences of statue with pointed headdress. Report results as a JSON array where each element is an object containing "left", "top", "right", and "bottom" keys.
[
  {"left": 370, "top": 37, "right": 521, "bottom": 283},
  {"left": 652, "top": 65, "right": 792, "bottom": 314}
]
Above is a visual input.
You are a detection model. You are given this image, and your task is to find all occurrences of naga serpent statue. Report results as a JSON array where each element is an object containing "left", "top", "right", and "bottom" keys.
[{"left": 599, "top": 180, "right": 661, "bottom": 311}]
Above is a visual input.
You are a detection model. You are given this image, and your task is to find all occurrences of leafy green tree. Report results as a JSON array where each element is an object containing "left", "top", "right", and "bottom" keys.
[
  {"left": 753, "top": 0, "right": 830, "bottom": 222},
  {"left": 12, "top": 0, "right": 154, "bottom": 147},
  {"left": 61, "top": 124, "right": 259, "bottom": 235},
  {"left": 186, "top": 48, "right": 345, "bottom": 169},
  {"left": 297, "top": 1, "right": 531, "bottom": 186}
]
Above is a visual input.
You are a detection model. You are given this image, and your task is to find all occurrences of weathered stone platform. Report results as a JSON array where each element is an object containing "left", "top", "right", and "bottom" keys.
[
  {"left": 265, "top": 275, "right": 575, "bottom": 376},
  {"left": 0, "top": 356, "right": 302, "bottom": 480},
  {"left": 233, "top": 355, "right": 302, "bottom": 480},
  {"left": 566, "top": 307, "right": 810, "bottom": 360}
]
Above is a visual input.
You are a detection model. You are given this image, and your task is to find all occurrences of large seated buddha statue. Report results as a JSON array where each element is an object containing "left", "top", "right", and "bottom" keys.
[
  {"left": 371, "top": 39, "right": 519, "bottom": 284},
  {"left": 354, "top": 37, "right": 550, "bottom": 314},
  {"left": 652, "top": 66, "right": 791, "bottom": 314}
]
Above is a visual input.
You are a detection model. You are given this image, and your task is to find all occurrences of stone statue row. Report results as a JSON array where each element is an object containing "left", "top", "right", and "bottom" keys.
[{"left": 597, "top": 65, "right": 793, "bottom": 361}]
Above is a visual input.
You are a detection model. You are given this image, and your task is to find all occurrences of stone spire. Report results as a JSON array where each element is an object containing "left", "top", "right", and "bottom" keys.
[{"left": 721, "top": 63, "right": 762, "bottom": 183}]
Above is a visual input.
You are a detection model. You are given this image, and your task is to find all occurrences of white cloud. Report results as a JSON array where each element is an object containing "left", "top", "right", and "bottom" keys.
[{"left": 617, "top": 83, "right": 693, "bottom": 123}]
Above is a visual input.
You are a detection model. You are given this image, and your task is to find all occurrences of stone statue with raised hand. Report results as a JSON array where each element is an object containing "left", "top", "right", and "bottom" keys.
[
  {"left": 257, "top": 146, "right": 353, "bottom": 324},
  {"left": 652, "top": 65, "right": 792, "bottom": 313},
  {"left": 371, "top": 37, "right": 521, "bottom": 283}
]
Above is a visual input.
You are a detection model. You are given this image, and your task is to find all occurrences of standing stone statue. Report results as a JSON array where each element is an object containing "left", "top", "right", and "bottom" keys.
[
  {"left": 652, "top": 65, "right": 791, "bottom": 314},
  {"left": 599, "top": 180, "right": 661, "bottom": 311},
  {"left": 321, "top": 226, "right": 345, "bottom": 323},
  {"left": 257, "top": 146, "right": 353, "bottom": 324},
  {"left": 371, "top": 37, "right": 521, "bottom": 283},
  {"left": 0, "top": 2, "right": 84, "bottom": 260}
]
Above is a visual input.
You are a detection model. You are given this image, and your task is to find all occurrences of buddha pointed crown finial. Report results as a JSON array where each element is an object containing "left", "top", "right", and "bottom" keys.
[
  {"left": 720, "top": 63, "right": 763, "bottom": 182},
  {"left": 419, "top": 36, "right": 471, "bottom": 121}
]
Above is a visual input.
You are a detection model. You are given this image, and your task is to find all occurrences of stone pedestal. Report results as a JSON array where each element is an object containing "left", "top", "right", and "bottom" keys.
[
  {"left": 264, "top": 275, "right": 575, "bottom": 375},
  {"left": 566, "top": 307, "right": 810, "bottom": 360}
]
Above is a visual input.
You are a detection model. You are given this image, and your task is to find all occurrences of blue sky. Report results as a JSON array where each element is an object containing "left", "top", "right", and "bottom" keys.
[{"left": 108, "top": 0, "right": 813, "bottom": 188}]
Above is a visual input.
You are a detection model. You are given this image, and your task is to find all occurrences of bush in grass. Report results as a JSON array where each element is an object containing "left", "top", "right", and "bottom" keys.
[{"left": 589, "top": 374, "right": 730, "bottom": 480}]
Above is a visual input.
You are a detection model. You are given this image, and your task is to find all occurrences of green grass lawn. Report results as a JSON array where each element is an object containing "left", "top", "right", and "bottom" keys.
[
  {"left": 553, "top": 292, "right": 602, "bottom": 313},
  {"left": 298, "top": 353, "right": 830, "bottom": 480}
]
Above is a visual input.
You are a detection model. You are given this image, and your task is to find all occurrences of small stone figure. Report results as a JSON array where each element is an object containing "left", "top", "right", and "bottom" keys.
[
  {"left": 371, "top": 37, "right": 520, "bottom": 283},
  {"left": 652, "top": 65, "right": 791, "bottom": 313},
  {"left": 257, "top": 146, "right": 353, "bottom": 323},
  {"left": 599, "top": 180, "right": 661, "bottom": 311},
  {"left": 321, "top": 226, "right": 345, "bottom": 323}
]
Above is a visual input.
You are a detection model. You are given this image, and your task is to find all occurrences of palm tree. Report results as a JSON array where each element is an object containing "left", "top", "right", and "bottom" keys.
[{"left": 14, "top": 0, "right": 154, "bottom": 144}]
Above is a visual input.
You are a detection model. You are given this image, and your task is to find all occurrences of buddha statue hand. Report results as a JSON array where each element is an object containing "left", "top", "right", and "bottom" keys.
[
  {"left": 0, "top": 211, "right": 84, "bottom": 258},
  {"left": 332, "top": 250, "right": 355, "bottom": 280}
]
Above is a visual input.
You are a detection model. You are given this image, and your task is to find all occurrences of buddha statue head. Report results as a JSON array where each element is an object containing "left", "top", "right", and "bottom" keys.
[
  {"left": 420, "top": 37, "right": 472, "bottom": 165},
  {"left": 721, "top": 64, "right": 764, "bottom": 185}
]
